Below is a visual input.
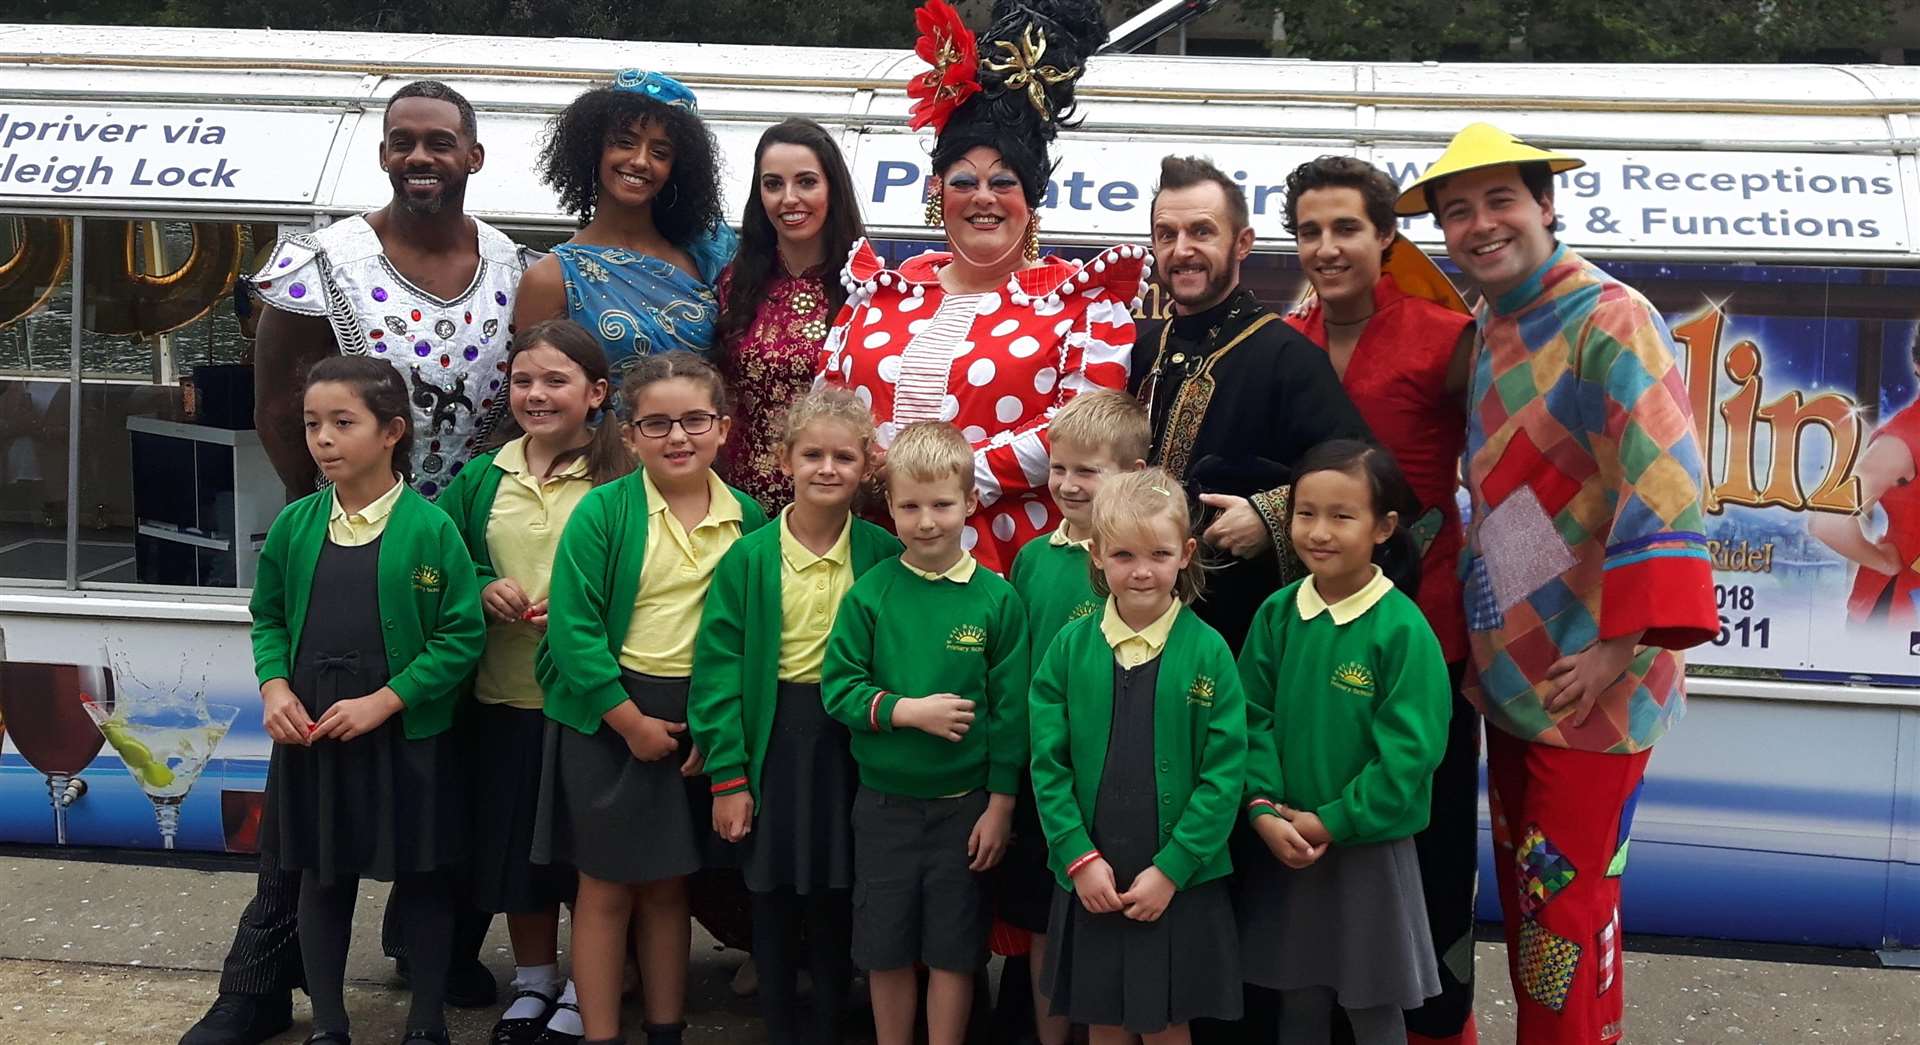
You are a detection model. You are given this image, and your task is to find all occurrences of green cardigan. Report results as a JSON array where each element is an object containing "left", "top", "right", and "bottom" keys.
[
  {"left": 535, "top": 468, "right": 768, "bottom": 734},
  {"left": 249, "top": 485, "right": 486, "bottom": 740},
  {"left": 689, "top": 517, "right": 902, "bottom": 801},
  {"left": 432, "top": 447, "right": 508, "bottom": 581},
  {"left": 1027, "top": 605, "right": 1247, "bottom": 890}
]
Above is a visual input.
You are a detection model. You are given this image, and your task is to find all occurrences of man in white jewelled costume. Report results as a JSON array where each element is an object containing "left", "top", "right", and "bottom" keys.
[{"left": 249, "top": 82, "right": 533, "bottom": 502}]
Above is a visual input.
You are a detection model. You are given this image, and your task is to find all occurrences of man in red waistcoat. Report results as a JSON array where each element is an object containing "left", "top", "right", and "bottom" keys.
[{"left": 1282, "top": 155, "right": 1480, "bottom": 1045}]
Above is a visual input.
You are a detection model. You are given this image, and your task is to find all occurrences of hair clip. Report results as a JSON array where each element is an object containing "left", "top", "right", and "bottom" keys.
[
  {"left": 1150, "top": 485, "right": 1172, "bottom": 497},
  {"left": 613, "top": 69, "right": 700, "bottom": 113}
]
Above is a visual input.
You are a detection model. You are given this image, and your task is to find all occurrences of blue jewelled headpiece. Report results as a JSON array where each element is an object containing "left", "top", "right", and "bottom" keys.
[{"left": 612, "top": 69, "right": 699, "bottom": 113}]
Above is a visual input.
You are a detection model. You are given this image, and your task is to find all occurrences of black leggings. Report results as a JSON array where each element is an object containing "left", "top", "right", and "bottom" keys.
[
  {"left": 751, "top": 888, "right": 852, "bottom": 1045},
  {"left": 298, "top": 870, "right": 452, "bottom": 1034}
]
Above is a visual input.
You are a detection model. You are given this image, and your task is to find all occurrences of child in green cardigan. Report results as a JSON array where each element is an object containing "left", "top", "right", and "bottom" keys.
[
  {"left": 1004, "top": 388, "right": 1150, "bottom": 1045},
  {"left": 1237, "top": 439, "right": 1450, "bottom": 1045},
  {"left": 435, "top": 318, "right": 630, "bottom": 1045},
  {"left": 252, "top": 355, "right": 486, "bottom": 1045},
  {"left": 821, "top": 421, "right": 1028, "bottom": 1045},
  {"left": 691, "top": 387, "right": 900, "bottom": 1045},
  {"left": 1029, "top": 467, "right": 1247, "bottom": 1042},
  {"left": 532, "top": 351, "right": 768, "bottom": 1045}
]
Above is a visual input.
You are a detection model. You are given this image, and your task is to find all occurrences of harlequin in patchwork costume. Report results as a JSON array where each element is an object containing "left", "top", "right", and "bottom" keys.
[{"left": 1398, "top": 124, "right": 1716, "bottom": 1045}]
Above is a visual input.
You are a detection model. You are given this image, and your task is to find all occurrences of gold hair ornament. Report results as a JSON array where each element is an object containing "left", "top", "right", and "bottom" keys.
[{"left": 984, "top": 24, "right": 1079, "bottom": 123}]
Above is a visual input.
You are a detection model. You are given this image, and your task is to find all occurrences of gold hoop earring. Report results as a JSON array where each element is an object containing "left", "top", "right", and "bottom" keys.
[
  {"left": 925, "top": 190, "right": 944, "bottom": 228},
  {"left": 1024, "top": 214, "right": 1041, "bottom": 262}
]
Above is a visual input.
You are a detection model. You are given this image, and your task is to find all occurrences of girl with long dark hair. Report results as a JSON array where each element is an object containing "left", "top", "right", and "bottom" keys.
[{"left": 716, "top": 117, "right": 866, "bottom": 514}]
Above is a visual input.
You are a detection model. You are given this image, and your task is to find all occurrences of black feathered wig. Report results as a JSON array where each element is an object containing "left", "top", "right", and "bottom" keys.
[{"left": 921, "top": 0, "right": 1107, "bottom": 207}]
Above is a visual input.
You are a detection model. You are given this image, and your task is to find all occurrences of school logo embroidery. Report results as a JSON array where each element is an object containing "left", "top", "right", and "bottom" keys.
[
  {"left": 411, "top": 564, "right": 444, "bottom": 593},
  {"left": 1067, "top": 600, "right": 1099, "bottom": 623},
  {"left": 1186, "top": 674, "right": 1216, "bottom": 708},
  {"left": 946, "top": 624, "right": 988, "bottom": 653},
  {"left": 1331, "top": 661, "right": 1375, "bottom": 697}
]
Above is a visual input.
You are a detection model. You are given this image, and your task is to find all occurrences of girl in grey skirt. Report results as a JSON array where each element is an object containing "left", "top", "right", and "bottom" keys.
[{"left": 1236, "top": 442, "right": 1454, "bottom": 1045}]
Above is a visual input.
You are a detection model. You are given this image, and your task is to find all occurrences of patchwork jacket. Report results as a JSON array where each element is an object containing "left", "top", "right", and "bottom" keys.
[{"left": 1461, "top": 245, "right": 1716, "bottom": 754}]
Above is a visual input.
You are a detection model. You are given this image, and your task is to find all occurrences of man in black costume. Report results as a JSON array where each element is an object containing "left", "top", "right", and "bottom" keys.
[{"left": 1132, "top": 155, "right": 1372, "bottom": 653}]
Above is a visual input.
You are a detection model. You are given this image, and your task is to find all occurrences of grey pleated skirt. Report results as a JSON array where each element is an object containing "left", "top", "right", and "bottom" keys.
[
  {"left": 1239, "top": 835, "right": 1442, "bottom": 1011},
  {"left": 531, "top": 671, "right": 713, "bottom": 884}
]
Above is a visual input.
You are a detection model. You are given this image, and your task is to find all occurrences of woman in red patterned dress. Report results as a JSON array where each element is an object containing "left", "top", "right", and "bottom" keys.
[
  {"left": 716, "top": 118, "right": 866, "bottom": 515},
  {"left": 816, "top": 0, "right": 1144, "bottom": 574}
]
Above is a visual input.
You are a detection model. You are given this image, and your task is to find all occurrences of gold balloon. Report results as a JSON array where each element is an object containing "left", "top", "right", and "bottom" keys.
[
  {"left": 82, "top": 220, "right": 241, "bottom": 339},
  {"left": 0, "top": 217, "right": 73, "bottom": 331}
]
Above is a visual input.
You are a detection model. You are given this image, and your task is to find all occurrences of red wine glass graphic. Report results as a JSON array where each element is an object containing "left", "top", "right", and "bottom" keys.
[{"left": 0, "top": 661, "right": 115, "bottom": 844}]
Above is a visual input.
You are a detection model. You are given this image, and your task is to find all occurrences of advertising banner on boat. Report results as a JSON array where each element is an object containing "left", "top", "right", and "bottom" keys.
[
  {"left": 850, "top": 133, "right": 1914, "bottom": 254},
  {"left": 0, "top": 105, "right": 341, "bottom": 203},
  {"left": 1611, "top": 260, "right": 1920, "bottom": 683},
  {"left": 0, "top": 609, "right": 267, "bottom": 851}
]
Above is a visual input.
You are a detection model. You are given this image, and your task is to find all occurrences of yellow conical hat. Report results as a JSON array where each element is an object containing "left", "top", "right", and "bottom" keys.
[{"left": 1394, "top": 122, "right": 1583, "bottom": 217}]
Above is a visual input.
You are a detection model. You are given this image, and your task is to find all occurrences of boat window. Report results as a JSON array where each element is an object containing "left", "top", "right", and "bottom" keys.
[
  {"left": 77, "top": 218, "right": 275, "bottom": 589},
  {"left": 0, "top": 216, "right": 77, "bottom": 585}
]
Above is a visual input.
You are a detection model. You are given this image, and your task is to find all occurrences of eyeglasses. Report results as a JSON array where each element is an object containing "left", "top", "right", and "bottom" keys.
[{"left": 632, "top": 412, "right": 720, "bottom": 438}]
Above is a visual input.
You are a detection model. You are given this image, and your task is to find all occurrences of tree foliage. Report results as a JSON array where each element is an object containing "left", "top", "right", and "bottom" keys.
[
  {"left": 12, "top": 0, "right": 1898, "bottom": 64},
  {"left": 1239, "top": 0, "right": 1897, "bottom": 62},
  {"left": 15, "top": 0, "right": 922, "bottom": 49}
]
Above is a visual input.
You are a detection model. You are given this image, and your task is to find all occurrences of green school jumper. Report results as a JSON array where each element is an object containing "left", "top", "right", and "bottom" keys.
[
  {"left": 820, "top": 557, "right": 1030, "bottom": 798},
  {"left": 1010, "top": 532, "right": 1103, "bottom": 666},
  {"left": 1237, "top": 576, "right": 1450, "bottom": 845},
  {"left": 690, "top": 518, "right": 902, "bottom": 801},
  {"left": 250, "top": 486, "right": 486, "bottom": 740},
  {"left": 1027, "top": 605, "right": 1247, "bottom": 889},
  {"left": 535, "top": 468, "right": 768, "bottom": 735}
]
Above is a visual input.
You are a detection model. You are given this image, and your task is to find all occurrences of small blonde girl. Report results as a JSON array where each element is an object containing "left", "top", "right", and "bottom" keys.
[{"left": 1028, "top": 468, "right": 1247, "bottom": 1044}]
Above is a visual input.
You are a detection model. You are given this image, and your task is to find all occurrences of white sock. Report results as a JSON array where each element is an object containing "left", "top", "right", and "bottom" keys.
[
  {"left": 545, "top": 979, "right": 583, "bottom": 1036},
  {"left": 504, "top": 964, "right": 562, "bottom": 1021}
]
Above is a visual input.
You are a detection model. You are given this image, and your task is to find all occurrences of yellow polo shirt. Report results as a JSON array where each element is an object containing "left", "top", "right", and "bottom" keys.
[
  {"left": 903, "top": 551, "right": 978, "bottom": 584},
  {"left": 777, "top": 508, "right": 856, "bottom": 684},
  {"left": 619, "top": 470, "right": 743, "bottom": 677},
  {"left": 1099, "top": 597, "right": 1181, "bottom": 669},
  {"left": 1049, "top": 523, "right": 1093, "bottom": 550},
  {"left": 474, "top": 438, "right": 594, "bottom": 709},
  {"left": 326, "top": 475, "right": 405, "bottom": 546},
  {"left": 1295, "top": 566, "right": 1392, "bottom": 624}
]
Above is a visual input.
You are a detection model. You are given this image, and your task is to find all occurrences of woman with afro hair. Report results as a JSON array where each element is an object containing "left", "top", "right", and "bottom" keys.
[{"left": 514, "top": 70, "right": 739, "bottom": 380}]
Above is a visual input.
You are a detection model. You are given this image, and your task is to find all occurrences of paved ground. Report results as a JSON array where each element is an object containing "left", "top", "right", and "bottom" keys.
[{"left": 1, "top": 849, "right": 1917, "bottom": 1043}]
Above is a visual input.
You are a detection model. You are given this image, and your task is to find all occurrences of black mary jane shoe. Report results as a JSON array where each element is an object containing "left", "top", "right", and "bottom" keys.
[
  {"left": 305, "top": 1033, "right": 351, "bottom": 1045},
  {"left": 400, "top": 1031, "right": 452, "bottom": 1045},
  {"left": 489, "top": 990, "right": 558, "bottom": 1045},
  {"left": 526, "top": 1002, "right": 583, "bottom": 1045}
]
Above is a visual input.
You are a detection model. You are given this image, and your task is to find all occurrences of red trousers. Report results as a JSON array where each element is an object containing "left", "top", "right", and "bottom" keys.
[{"left": 1485, "top": 727, "right": 1648, "bottom": 1045}]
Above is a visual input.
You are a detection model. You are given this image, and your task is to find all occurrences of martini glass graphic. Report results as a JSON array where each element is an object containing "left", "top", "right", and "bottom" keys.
[
  {"left": 84, "top": 698, "right": 240, "bottom": 849},
  {"left": 0, "top": 661, "right": 115, "bottom": 844}
]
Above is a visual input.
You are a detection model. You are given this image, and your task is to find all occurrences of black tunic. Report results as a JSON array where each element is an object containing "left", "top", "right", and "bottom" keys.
[
  {"left": 260, "top": 537, "right": 464, "bottom": 884},
  {"left": 1132, "top": 288, "right": 1372, "bottom": 651},
  {"left": 1042, "top": 659, "right": 1240, "bottom": 1032}
]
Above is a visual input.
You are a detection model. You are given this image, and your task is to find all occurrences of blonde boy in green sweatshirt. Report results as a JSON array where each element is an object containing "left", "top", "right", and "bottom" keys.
[{"left": 822, "top": 421, "right": 1029, "bottom": 1045}]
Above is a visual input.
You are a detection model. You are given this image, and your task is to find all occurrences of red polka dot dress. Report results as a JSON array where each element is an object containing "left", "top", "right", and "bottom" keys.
[{"left": 817, "top": 239, "right": 1148, "bottom": 574}]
